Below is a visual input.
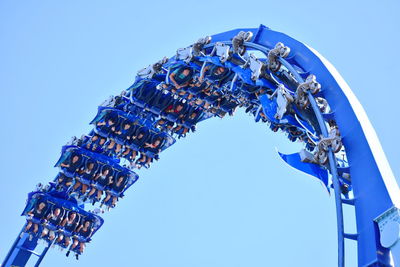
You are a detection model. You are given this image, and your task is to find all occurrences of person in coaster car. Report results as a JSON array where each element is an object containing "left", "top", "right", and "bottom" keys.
[
  {"left": 56, "top": 173, "right": 73, "bottom": 191},
  {"left": 73, "top": 160, "right": 97, "bottom": 196},
  {"left": 24, "top": 201, "right": 47, "bottom": 239},
  {"left": 57, "top": 211, "right": 79, "bottom": 248},
  {"left": 169, "top": 66, "right": 194, "bottom": 90},
  {"left": 102, "top": 173, "right": 127, "bottom": 208},
  {"left": 67, "top": 220, "right": 94, "bottom": 259},
  {"left": 86, "top": 167, "right": 113, "bottom": 205},
  {"left": 60, "top": 153, "right": 82, "bottom": 174},
  {"left": 41, "top": 207, "right": 64, "bottom": 241}
]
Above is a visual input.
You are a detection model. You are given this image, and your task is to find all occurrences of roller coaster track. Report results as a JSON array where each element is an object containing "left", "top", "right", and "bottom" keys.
[{"left": 2, "top": 25, "right": 400, "bottom": 267}]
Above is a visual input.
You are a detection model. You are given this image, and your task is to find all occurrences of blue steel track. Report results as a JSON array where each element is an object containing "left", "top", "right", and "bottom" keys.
[{"left": 2, "top": 25, "right": 399, "bottom": 267}]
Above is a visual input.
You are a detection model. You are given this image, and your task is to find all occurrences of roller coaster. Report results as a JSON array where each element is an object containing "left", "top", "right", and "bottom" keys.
[{"left": 2, "top": 25, "right": 399, "bottom": 267}]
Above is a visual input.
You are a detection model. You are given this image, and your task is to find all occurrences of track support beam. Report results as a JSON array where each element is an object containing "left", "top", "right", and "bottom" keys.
[{"left": 375, "top": 206, "right": 400, "bottom": 266}]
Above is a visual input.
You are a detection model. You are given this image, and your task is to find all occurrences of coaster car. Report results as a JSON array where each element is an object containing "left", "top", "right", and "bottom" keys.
[
  {"left": 21, "top": 192, "right": 104, "bottom": 246},
  {"left": 54, "top": 146, "right": 139, "bottom": 196}
]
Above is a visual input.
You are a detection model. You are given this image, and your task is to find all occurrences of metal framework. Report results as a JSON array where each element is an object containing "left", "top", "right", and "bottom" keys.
[{"left": 2, "top": 25, "right": 399, "bottom": 267}]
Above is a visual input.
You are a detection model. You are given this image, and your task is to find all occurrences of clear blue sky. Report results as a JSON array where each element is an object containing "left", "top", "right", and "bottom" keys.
[{"left": 0, "top": 1, "right": 399, "bottom": 267}]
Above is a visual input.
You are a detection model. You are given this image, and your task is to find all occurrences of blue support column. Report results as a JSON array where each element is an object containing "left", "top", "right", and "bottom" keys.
[
  {"left": 2, "top": 233, "right": 39, "bottom": 267},
  {"left": 2, "top": 230, "right": 49, "bottom": 267}
]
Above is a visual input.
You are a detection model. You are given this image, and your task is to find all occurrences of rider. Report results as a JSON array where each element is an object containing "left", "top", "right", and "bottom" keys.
[
  {"left": 115, "top": 120, "right": 134, "bottom": 142},
  {"left": 102, "top": 173, "right": 127, "bottom": 208},
  {"left": 121, "top": 146, "right": 137, "bottom": 163},
  {"left": 164, "top": 102, "right": 185, "bottom": 117},
  {"left": 169, "top": 66, "right": 194, "bottom": 90},
  {"left": 86, "top": 133, "right": 107, "bottom": 151},
  {"left": 113, "top": 120, "right": 137, "bottom": 155},
  {"left": 200, "top": 64, "right": 231, "bottom": 86},
  {"left": 96, "top": 112, "right": 119, "bottom": 135},
  {"left": 24, "top": 201, "right": 47, "bottom": 239},
  {"left": 57, "top": 211, "right": 79, "bottom": 248},
  {"left": 136, "top": 136, "right": 163, "bottom": 168},
  {"left": 73, "top": 160, "right": 97, "bottom": 196},
  {"left": 130, "top": 127, "right": 149, "bottom": 148},
  {"left": 60, "top": 152, "right": 82, "bottom": 174},
  {"left": 68, "top": 220, "right": 94, "bottom": 259},
  {"left": 41, "top": 207, "right": 64, "bottom": 241},
  {"left": 86, "top": 166, "right": 113, "bottom": 205},
  {"left": 55, "top": 172, "right": 74, "bottom": 192}
]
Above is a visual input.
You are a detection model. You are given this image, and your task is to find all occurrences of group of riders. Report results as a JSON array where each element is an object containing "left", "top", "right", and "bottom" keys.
[
  {"left": 56, "top": 149, "right": 135, "bottom": 209},
  {"left": 20, "top": 32, "right": 342, "bottom": 261},
  {"left": 85, "top": 110, "right": 168, "bottom": 169},
  {"left": 22, "top": 199, "right": 99, "bottom": 260}
]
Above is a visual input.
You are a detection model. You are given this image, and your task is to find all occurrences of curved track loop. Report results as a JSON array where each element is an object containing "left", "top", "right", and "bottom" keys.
[{"left": 2, "top": 25, "right": 399, "bottom": 267}]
